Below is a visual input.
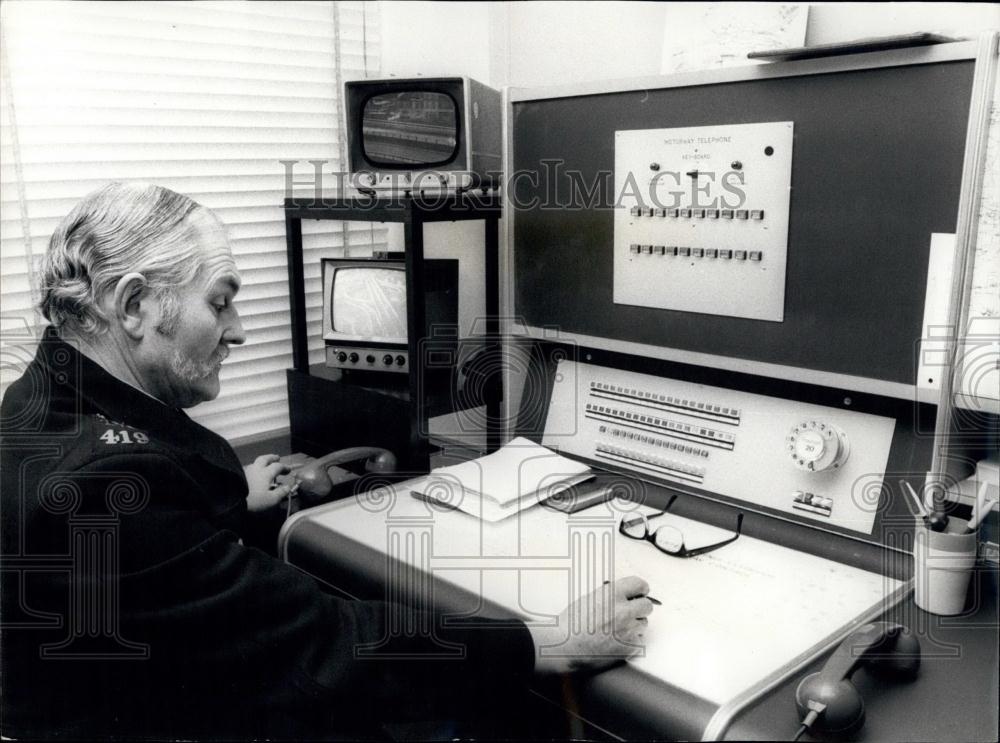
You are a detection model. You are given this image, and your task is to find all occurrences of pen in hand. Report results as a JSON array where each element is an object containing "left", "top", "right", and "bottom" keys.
[{"left": 604, "top": 579, "right": 662, "bottom": 605}]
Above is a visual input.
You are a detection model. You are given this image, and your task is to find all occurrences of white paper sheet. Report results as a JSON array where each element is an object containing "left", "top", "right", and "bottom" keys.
[
  {"left": 306, "top": 493, "right": 901, "bottom": 707},
  {"left": 410, "top": 473, "right": 593, "bottom": 522},
  {"left": 423, "top": 437, "right": 591, "bottom": 506}
]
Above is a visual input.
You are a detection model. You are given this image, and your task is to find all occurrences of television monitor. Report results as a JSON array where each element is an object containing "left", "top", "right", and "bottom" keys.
[
  {"left": 344, "top": 77, "right": 500, "bottom": 192},
  {"left": 321, "top": 257, "right": 459, "bottom": 374}
]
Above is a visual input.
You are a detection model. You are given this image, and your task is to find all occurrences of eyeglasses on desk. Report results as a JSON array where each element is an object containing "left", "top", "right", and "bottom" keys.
[{"left": 619, "top": 494, "right": 744, "bottom": 558}]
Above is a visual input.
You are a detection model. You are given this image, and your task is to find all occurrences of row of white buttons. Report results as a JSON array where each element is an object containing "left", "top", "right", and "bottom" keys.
[
  {"left": 629, "top": 206, "right": 765, "bottom": 220},
  {"left": 590, "top": 382, "right": 740, "bottom": 418},
  {"left": 586, "top": 403, "right": 735, "bottom": 444},
  {"left": 629, "top": 244, "right": 762, "bottom": 261},
  {"left": 601, "top": 424, "right": 710, "bottom": 458},
  {"left": 596, "top": 443, "right": 706, "bottom": 478}
]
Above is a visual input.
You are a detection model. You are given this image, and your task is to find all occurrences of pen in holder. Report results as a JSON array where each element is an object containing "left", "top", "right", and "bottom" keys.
[{"left": 913, "top": 518, "right": 978, "bottom": 616}]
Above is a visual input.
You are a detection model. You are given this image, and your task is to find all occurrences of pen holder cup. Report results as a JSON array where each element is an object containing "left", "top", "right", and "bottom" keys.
[{"left": 913, "top": 522, "right": 978, "bottom": 616}]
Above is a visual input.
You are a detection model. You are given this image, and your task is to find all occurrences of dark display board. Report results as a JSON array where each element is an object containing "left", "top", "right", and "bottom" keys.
[{"left": 512, "top": 61, "right": 975, "bottom": 385}]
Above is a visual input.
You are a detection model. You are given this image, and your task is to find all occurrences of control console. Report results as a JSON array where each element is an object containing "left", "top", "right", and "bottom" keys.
[{"left": 543, "top": 361, "right": 896, "bottom": 535}]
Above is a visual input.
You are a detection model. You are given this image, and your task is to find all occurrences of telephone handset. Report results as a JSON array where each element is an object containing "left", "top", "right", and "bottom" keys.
[
  {"left": 793, "top": 621, "right": 920, "bottom": 739},
  {"left": 289, "top": 447, "right": 397, "bottom": 503}
]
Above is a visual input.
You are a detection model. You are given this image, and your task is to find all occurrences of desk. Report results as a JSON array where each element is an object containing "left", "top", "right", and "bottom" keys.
[{"left": 279, "top": 480, "right": 999, "bottom": 741}]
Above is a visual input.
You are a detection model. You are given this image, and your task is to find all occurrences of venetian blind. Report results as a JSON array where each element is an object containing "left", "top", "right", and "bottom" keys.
[{"left": 0, "top": 0, "right": 384, "bottom": 442}]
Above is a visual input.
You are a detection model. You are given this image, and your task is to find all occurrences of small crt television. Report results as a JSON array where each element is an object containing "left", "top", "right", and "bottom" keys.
[
  {"left": 321, "top": 256, "right": 459, "bottom": 374},
  {"left": 344, "top": 77, "right": 500, "bottom": 192}
]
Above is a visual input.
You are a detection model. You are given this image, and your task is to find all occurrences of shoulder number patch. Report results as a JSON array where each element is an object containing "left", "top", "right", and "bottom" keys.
[{"left": 99, "top": 428, "right": 149, "bottom": 445}]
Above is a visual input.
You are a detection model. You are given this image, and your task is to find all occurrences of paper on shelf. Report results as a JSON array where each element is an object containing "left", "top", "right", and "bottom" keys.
[
  {"left": 423, "top": 437, "right": 591, "bottom": 506},
  {"left": 412, "top": 472, "right": 593, "bottom": 522}
]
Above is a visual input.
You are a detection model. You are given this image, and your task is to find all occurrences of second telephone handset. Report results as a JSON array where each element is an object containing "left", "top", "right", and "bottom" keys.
[
  {"left": 281, "top": 447, "right": 397, "bottom": 504},
  {"left": 794, "top": 621, "right": 920, "bottom": 739}
]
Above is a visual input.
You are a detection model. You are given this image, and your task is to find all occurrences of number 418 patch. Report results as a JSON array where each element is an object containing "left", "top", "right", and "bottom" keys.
[{"left": 99, "top": 429, "right": 150, "bottom": 445}]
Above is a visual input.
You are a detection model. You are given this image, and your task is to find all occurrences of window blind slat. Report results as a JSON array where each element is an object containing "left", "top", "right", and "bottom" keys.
[
  {"left": 4, "top": 44, "right": 367, "bottom": 71},
  {"left": 53, "top": 1, "right": 340, "bottom": 35},
  {"left": 0, "top": 91, "right": 343, "bottom": 114},
  {"left": 11, "top": 127, "right": 338, "bottom": 147},
  {"left": 8, "top": 144, "right": 340, "bottom": 164},
  {"left": 5, "top": 13, "right": 342, "bottom": 54},
  {"left": 1, "top": 195, "right": 357, "bottom": 223},
  {"left": 5, "top": 75, "right": 341, "bottom": 100},
  {"left": 3, "top": 159, "right": 346, "bottom": 184},
  {"left": 3, "top": 174, "right": 343, "bottom": 201},
  {"left": 11, "top": 110, "right": 336, "bottom": 128}
]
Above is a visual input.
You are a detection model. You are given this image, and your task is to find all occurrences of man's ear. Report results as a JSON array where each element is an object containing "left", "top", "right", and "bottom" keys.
[{"left": 112, "top": 272, "right": 149, "bottom": 340}]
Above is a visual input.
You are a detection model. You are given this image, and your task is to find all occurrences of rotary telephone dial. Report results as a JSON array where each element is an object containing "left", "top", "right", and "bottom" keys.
[{"left": 278, "top": 447, "right": 397, "bottom": 505}]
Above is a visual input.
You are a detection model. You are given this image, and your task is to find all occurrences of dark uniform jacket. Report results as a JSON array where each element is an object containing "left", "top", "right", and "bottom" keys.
[{"left": 1, "top": 333, "right": 535, "bottom": 739}]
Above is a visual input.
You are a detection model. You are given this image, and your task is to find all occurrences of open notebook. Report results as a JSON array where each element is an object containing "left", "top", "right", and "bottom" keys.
[{"left": 412, "top": 437, "right": 592, "bottom": 521}]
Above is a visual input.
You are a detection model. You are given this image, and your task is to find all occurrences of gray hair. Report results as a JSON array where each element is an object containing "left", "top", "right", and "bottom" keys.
[{"left": 39, "top": 182, "right": 215, "bottom": 334}]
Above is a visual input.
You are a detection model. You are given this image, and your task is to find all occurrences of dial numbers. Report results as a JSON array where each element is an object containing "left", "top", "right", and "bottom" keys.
[{"left": 788, "top": 420, "right": 850, "bottom": 472}]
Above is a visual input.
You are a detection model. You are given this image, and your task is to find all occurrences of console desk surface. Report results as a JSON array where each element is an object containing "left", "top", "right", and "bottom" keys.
[{"left": 278, "top": 481, "right": 999, "bottom": 742}]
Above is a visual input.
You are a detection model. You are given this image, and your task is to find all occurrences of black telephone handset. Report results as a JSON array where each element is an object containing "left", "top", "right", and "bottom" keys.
[
  {"left": 292, "top": 447, "right": 397, "bottom": 503},
  {"left": 794, "top": 622, "right": 920, "bottom": 740}
]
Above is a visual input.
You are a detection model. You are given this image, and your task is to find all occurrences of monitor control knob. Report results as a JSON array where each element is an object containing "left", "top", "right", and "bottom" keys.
[
  {"left": 395, "top": 355, "right": 406, "bottom": 366},
  {"left": 365, "top": 354, "right": 375, "bottom": 364},
  {"left": 336, "top": 351, "right": 347, "bottom": 363},
  {"left": 788, "top": 421, "right": 850, "bottom": 472},
  {"left": 382, "top": 354, "right": 394, "bottom": 366},
  {"left": 348, "top": 352, "right": 359, "bottom": 363}
]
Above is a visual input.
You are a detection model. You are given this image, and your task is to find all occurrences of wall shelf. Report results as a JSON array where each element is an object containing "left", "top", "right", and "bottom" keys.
[{"left": 283, "top": 192, "right": 502, "bottom": 470}]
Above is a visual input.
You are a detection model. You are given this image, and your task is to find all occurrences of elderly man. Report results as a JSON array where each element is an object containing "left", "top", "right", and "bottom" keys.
[{"left": 1, "top": 183, "right": 652, "bottom": 739}]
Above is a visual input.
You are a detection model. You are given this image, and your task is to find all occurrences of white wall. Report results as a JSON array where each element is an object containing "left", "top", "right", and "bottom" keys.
[
  {"left": 496, "top": 2, "right": 668, "bottom": 88},
  {"left": 806, "top": 3, "right": 1000, "bottom": 44},
  {"left": 379, "top": 1, "right": 492, "bottom": 81},
  {"left": 378, "top": 1, "right": 671, "bottom": 88}
]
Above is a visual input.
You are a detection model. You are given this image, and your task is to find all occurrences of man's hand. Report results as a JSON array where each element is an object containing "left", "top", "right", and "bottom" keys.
[
  {"left": 243, "top": 454, "right": 294, "bottom": 512},
  {"left": 527, "top": 575, "right": 654, "bottom": 675}
]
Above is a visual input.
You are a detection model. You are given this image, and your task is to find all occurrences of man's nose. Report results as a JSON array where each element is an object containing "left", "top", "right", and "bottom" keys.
[{"left": 223, "top": 307, "right": 246, "bottom": 345}]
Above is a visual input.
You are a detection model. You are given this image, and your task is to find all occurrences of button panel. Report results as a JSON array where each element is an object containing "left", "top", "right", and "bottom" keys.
[
  {"left": 792, "top": 491, "right": 834, "bottom": 517},
  {"left": 590, "top": 380, "right": 742, "bottom": 424},
  {"left": 545, "top": 360, "right": 896, "bottom": 535},
  {"left": 585, "top": 402, "right": 736, "bottom": 451},
  {"left": 614, "top": 121, "right": 793, "bottom": 322},
  {"left": 629, "top": 206, "right": 767, "bottom": 222},
  {"left": 628, "top": 246, "right": 763, "bottom": 263},
  {"left": 326, "top": 346, "right": 408, "bottom": 373},
  {"left": 595, "top": 442, "right": 706, "bottom": 484}
]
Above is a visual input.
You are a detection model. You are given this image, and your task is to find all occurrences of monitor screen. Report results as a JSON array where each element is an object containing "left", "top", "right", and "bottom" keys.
[
  {"left": 362, "top": 91, "right": 458, "bottom": 166},
  {"left": 331, "top": 267, "right": 407, "bottom": 340}
]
